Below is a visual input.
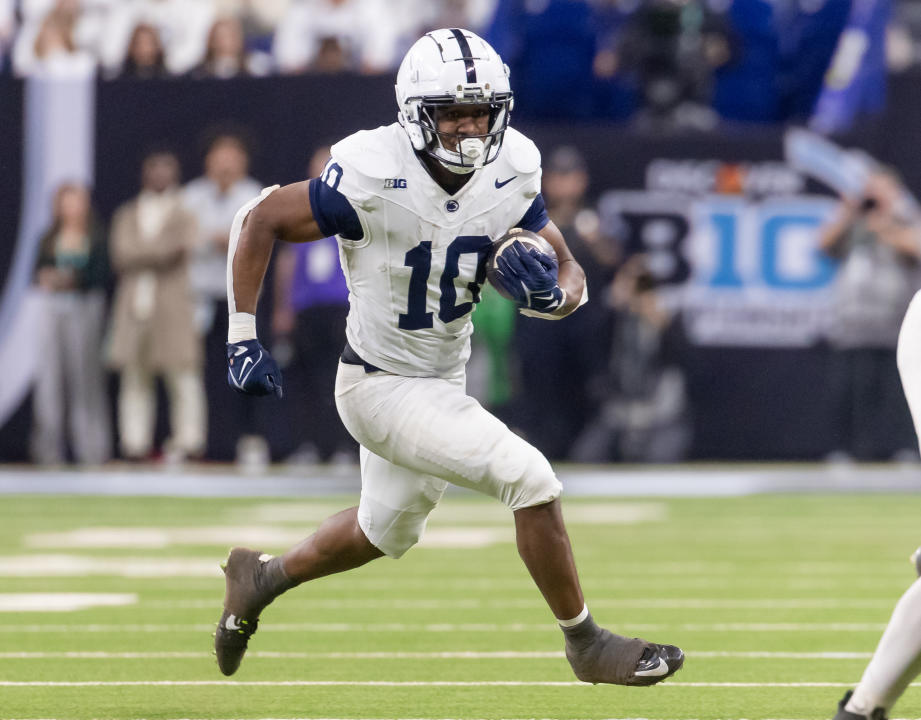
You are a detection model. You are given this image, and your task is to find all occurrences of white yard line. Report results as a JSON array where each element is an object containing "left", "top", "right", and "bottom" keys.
[
  {"left": 0, "top": 554, "right": 911, "bottom": 580},
  {"left": 1, "top": 680, "right": 918, "bottom": 688},
  {"left": 0, "top": 650, "right": 875, "bottom": 660},
  {"left": 143, "top": 597, "right": 896, "bottom": 610},
  {"left": 0, "top": 622, "right": 889, "bottom": 633},
  {"left": 0, "top": 593, "right": 137, "bottom": 612}
]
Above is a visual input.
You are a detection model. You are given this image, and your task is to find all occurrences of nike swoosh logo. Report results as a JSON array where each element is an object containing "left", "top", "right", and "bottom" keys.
[
  {"left": 230, "top": 351, "right": 262, "bottom": 390},
  {"left": 634, "top": 658, "right": 669, "bottom": 677},
  {"left": 224, "top": 614, "right": 241, "bottom": 631},
  {"left": 495, "top": 176, "right": 517, "bottom": 189},
  {"left": 233, "top": 345, "right": 248, "bottom": 357}
]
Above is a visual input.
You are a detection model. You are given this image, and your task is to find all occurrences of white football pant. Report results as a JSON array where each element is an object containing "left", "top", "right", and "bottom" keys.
[{"left": 334, "top": 362, "right": 561, "bottom": 557}]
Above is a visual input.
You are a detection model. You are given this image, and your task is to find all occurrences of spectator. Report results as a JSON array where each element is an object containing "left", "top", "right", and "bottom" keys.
[
  {"left": 711, "top": 0, "right": 783, "bottom": 123},
  {"left": 273, "top": 0, "right": 411, "bottom": 74},
  {"left": 31, "top": 182, "right": 112, "bottom": 466},
  {"left": 107, "top": 150, "right": 205, "bottom": 462},
  {"left": 99, "top": 0, "right": 216, "bottom": 77},
  {"left": 887, "top": 0, "right": 921, "bottom": 72},
  {"left": 120, "top": 22, "right": 167, "bottom": 78},
  {"left": 774, "top": 0, "right": 851, "bottom": 123},
  {"left": 182, "top": 131, "right": 262, "bottom": 461},
  {"left": 570, "top": 253, "right": 692, "bottom": 463},
  {"left": 213, "top": 0, "right": 290, "bottom": 41},
  {"left": 486, "top": 0, "right": 600, "bottom": 119},
  {"left": 819, "top": 167, "right": 921, "bottom": 461},
  {"left": 191, "top": 15, "right": 262, "bottom": 78},
  {"left": 13, "top": 0, "right": 97, "bottom": 77},
  {"left": 0, "top": 0, "right": 16, "bottom": 71},
  {"left": 272, "top": 146, "right": 357, "bottom": 464},
  {"left": 611, "top": 0, "right": 732, "bottom": 131}
]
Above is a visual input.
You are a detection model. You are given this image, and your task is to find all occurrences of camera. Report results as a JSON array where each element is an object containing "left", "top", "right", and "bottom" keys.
[{"left": 860, "top": 197, "right": 878, "bottom": 212}]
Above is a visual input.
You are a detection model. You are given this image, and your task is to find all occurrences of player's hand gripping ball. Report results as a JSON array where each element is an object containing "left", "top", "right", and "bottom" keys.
[{"left": 486, "top": 228, "right": 563, "bottom": 313}]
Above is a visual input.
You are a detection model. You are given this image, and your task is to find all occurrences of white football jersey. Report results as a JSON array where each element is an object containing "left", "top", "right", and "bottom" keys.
[{"left": 325, "top": 123, "right": 544, "bottom": 378}]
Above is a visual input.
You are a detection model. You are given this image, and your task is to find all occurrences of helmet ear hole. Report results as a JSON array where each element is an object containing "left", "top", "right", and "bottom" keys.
[{"left": 407, "top": 101, "right": 430, "bottom": 151}]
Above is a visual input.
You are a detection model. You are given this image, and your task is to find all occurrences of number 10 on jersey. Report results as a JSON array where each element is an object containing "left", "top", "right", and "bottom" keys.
[{"left": 398, "top": 235, "right": 492, "bottom": 330}]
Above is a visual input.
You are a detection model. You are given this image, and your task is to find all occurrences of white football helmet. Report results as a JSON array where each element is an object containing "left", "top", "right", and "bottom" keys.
[{"left": 395, "top": 28, "right": 514, "bottom": 174}]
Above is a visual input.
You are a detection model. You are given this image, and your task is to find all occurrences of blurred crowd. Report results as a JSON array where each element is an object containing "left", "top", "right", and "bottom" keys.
[
  {"left": 1, "top": 0, "right": 920, "bottom": 125},
  {"left": 27, "top": 133, "right": 921, "bottom": 468},
  {"left": 0, "top": 0, "right": 497, "bottom": 79}
]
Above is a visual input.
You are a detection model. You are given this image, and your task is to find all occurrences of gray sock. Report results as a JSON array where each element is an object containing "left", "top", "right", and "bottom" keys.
[
  {"left": 259, "top": 555, "right": 297, "bottom": 600},
  {"left": 561, "top": 612, "right": 648, "bottom": 685}
]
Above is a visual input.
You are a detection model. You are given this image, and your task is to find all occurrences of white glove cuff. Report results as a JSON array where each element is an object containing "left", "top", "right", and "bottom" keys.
[
  {"left": 519, "top": 288, "right": 567, "bottom": 320},
  {"left": 228, "top": 312, "right": 257, "bottom": 343}
]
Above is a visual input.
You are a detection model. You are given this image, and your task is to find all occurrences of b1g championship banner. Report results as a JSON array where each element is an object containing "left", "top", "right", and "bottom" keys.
[{"left": 598, "top": 150, "right": 841, "bottom": 348}]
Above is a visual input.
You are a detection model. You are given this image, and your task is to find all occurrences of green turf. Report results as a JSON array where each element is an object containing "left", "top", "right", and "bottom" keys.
[{"left": 0, "top": 489, "right": 919, "bottom": 719}]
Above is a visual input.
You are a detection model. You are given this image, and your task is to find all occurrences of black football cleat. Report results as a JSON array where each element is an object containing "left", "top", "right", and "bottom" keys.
[
  {"left": 214, "top": 547, "right": 291, "bottom": 676},
  {"left": 631, "top": 643, "right": 686, "bottom": 686},
  {"left": 832, "top": 690, "right": 888, "bottom": 720},
  {"left": 562, "top": 613, "right": 684, "bottom": 686}
]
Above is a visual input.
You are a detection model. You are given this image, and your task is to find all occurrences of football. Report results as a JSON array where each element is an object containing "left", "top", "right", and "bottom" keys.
[{"left": 485, "top": 228, "right": 557, "bottom": 301}]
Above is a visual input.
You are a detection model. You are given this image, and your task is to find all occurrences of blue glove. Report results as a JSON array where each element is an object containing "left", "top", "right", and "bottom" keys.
[
  {"left": 494, "top": 240, "right": 564, "bottom": 313},
  {"left": 227, "top": 339, "right": 283, "bottom": 398}
]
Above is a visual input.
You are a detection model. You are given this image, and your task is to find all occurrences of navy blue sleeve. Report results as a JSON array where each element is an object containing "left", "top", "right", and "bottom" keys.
[
  {"left": 514, "top": 192, "right": 550, "bottom": 233},
  {"left": 308, "top": 176, "right": 364, "bottom": 241}
]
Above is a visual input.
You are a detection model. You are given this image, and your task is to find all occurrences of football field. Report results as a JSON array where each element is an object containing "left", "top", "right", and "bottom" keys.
[{"left": 1, "top": 480, "right": 920, "bottom": 720}]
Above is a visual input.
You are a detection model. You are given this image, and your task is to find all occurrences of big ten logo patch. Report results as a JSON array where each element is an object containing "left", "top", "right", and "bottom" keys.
[{"left": 384, "top": 178, "right": 408, "bottom": 189}]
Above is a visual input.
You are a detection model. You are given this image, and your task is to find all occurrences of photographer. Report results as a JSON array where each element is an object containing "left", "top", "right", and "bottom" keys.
[
  {"left": 570, "top": 254, "right": 691, "bottom": 463},
  {"left": 819, "top": 168, "right": 921, "bottom": 461}
]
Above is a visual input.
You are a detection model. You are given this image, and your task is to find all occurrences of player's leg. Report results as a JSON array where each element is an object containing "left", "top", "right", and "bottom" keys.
[
  {"left": 834, "top": 577, "right": 921, "bottom": 719},
  {"left": 831, "top": 291, "right": 921, "bottom": 718},
  {"left": 214, "top": 446, "right": 445, "bottom": 675},
  {"left": 335, "top": 363, "right": 684, "bottom": 686},
  {"left": 514, "top": 497, "right": 683, "bottom": 685},
  {"left": 514, "top": 498, "right": 583, "bottom": 619},
  {"left": 897, "top": 289, "right": 921, "bottom": 447},
  {"left": 215, "top": 365, "right": 449, "bottom": 676},
  {"left": 214, "top": 502, "right": 384, "bottom": 676}
]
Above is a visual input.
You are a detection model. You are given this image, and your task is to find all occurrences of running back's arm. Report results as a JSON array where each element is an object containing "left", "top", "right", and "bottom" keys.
[
  {"left": 539, "top": 219, "right": 587, "bottom": 317},
  {"left": 229, "top": 181, "right": 325, "bottom": 316}
]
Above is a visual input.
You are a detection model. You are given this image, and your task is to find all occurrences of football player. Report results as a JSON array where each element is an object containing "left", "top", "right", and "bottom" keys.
[
  {"left": 217, "top": 27, "right": 684, "bottom": 687},
  {"left": 832, "top": 289, "right": 921, "bottom": 720}
]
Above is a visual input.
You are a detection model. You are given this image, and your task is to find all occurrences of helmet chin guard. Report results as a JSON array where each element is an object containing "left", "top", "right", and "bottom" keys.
[{"left": 395, "top": 28, "right": 514, "bottom": 172}]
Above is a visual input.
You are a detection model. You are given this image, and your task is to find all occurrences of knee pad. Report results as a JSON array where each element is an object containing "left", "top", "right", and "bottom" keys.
[
  {"left": 357, "top": 495, "right": 436, "bottom": 559},
  {"left": 490, "top": 433, "right": 562, "bottom": 511}
]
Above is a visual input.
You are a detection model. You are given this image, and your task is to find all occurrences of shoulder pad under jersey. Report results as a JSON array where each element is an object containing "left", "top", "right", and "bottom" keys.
[
  {"left": 330, "top": 125, "right": 404, "bottom": 181},
  {"left": 502, "top": 127, "right": 541, "bottom": 176}
]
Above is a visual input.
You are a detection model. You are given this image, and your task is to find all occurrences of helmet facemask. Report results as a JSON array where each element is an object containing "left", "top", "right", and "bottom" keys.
[{"left": 404, "top": 88, "right": 513, "bottom": 174}]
